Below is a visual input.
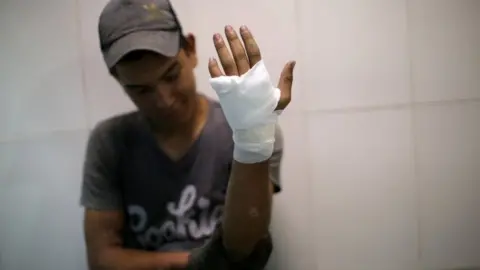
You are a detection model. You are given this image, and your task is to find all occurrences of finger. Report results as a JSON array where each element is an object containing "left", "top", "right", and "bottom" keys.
[
  {"left": 276, "top": 61, "right": 296, "bottom": 110},
  {"left": 208, "top": 57, "right": 224, "bottom": 78},
  {"left": 239, "top": 25, "right": 262, "bottom": 67},
  {"left": 213, "top": 33, "right": 238, "bottom": 76},
  {"left": 224, "top": 25, "right": 250, "bottom": 75}
]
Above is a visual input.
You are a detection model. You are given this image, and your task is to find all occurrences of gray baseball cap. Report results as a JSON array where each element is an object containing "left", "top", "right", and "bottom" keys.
[{"left": 98, "top": 0, "right": 183, "bottom": 69}]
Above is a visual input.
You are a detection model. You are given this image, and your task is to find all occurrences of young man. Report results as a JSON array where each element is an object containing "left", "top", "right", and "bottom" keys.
[{"left": 80, "top": 0, "right": 295, "bottom": 269}]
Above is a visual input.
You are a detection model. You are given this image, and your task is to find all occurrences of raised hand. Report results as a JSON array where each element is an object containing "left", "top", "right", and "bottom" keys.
[{"left": 208, "top": 25, "right": 296, "bottom": 111}]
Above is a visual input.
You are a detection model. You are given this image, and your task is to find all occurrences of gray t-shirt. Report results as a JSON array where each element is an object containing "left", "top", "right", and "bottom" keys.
[{"left": 80, "top": 99, "right": 283, "bottom": 252}]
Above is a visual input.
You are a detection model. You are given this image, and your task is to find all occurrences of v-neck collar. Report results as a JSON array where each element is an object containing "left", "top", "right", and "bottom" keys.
[{"left": 140, "top": 97, "right": 213, "bottom": 170}]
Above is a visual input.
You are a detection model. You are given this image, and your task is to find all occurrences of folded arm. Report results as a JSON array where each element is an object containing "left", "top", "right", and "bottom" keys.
[
  {"left": 84, "top": 210, "right": 189, "bottom": 270},
  {"left": 81, "top": 122, "right": 190, "bottom": 270}
]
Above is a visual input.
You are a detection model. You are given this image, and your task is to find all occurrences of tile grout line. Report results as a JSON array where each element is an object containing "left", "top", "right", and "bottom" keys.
[
  {"left": 1, "top": 97, "right": 478, "bottom": 144},
  {"left": 292, "top": 0, "right": 318, "bottom": 268},
  {"left": 0, "top": 127, "right": 90, "bottom": 144},
  {"left": 73, "top": 0, "right": 92, "bottom": 130},
  {"left": 404, "top": 0, "right": 424, "bottom": 267},
  {"left": 305, "top": 97, "right": 480, "bottom": 115}
]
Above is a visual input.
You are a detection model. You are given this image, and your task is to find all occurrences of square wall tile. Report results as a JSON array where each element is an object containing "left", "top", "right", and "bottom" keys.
[
  {"left": 415, "top": 101, "right": 480, "bottom": 269},
  {"left": 269, "top": 112, "right": 316, "bottom": 270},
  {"left": 181, "top": 0, "right": 300, "bottom": 110},
  {"left": 0, "top": 130, "right": 88, "bottom": 270},
  {"left": 409, "top": 0, "right": 480, "bottom": 102},
  {"left": 0, "top": 0, "right": 87, "bottom": 141},
  {"left": 307, "top": 108, "right": 418, "bottom": 270},
  {"left": 298, "top": 0, "right": 411, "bottom": 110},
  {"left": 78, "top": 0, "right": 136, "bottom": 127}
]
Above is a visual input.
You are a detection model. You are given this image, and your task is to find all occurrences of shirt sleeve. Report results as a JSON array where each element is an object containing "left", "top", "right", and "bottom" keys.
[
  {"left": 269, "top": 124, "right": 284, "bottom": 193},
  {"left": 80, "top": 121, "right": 123, "bottom": 210}
]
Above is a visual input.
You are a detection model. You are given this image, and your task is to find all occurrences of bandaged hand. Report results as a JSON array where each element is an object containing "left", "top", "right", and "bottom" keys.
[{"left": 208, "top": 25, "right": 296, "bottom": 163}]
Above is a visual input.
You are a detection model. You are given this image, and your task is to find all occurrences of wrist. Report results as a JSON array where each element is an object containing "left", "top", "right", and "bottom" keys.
[
  {"left": 155, "top": 252, "right": 189, "bottom": 269},
  {"left": 233, "top": 123, "right": 276, "bottom": 163},
  {"left": 173, "top": 252, "right": 190, "bottom": 268}
]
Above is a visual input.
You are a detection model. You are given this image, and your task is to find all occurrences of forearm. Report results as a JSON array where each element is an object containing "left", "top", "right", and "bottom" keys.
[
  {"left": 221, "top": 160, "right": 273, "bottom": 259},
  {"left": 89, "top": 247, "right": 189, "bottom": 270}
]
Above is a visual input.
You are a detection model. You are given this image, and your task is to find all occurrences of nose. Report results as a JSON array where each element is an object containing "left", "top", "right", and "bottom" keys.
[{"left": 154, "top": 85, "right": 175, "bottom": 109}]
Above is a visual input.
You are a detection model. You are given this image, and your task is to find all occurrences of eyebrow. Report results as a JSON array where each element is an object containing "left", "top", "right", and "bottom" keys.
[
  {"left": 125, "top": 60, "right": 180, "bottom": 88},
  {"left": 159, "top": 60, "right": 180, "bottom": 79}
]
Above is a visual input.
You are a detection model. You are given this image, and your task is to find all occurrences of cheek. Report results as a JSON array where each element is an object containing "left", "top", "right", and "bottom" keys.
[
  {"left": 126, "top": 91, "right": 158, "bottom": 110},
  {"left": 132, "top": 97, "right": 155, "bottom": 113},
  {"left": 177, "top": 73, "right": 196, "bottom": 95}
]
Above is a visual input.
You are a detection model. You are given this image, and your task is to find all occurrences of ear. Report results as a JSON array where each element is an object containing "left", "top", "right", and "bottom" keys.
[
  {"left": 183, "top": 33, "right": 196, "bottom": 55},
  {"left": 183, "top": 33, "right": 198, "bottom": 68}
]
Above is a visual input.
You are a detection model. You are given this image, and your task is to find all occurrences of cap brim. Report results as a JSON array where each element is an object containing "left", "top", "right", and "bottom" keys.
[{"left": 104, "top": 30, "right": 180, "bottom": 68}]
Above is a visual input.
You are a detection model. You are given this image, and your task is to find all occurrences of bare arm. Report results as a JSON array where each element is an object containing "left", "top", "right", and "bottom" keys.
[
  {"left": 84, "top": 209, "right": 189, "bottom": 270},
  {"left": 186, "top": 127, "right": 283, "bottom": 269},
  {"left": 221, "top": 160, "right": 274, "bottom": 259},
  {"left": 221, "top": 124, "right": 283, "bottom": 260}
]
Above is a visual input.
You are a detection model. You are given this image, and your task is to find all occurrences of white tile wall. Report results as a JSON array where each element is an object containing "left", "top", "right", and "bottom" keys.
[
  {"left": 0, "top": 0, "right": 479, "bottom": 269},
  {"left": 0, "top": 0, "right": 87, "bottom": 141},
  {"left": 269, "top": 111, "right": 315, "bottom": 270},
  {"left": 0, "top": 130, "right": 88, "bottom": 270},
  {"left": 415, "top": 101, "right": 480, "bottom": 269},
  {"left": 409, "top": 0, "right": 480, "bottom": 103},
  {"left": 307, "top": 108, "right": 419, "bottom": 270},
  {"left": 298, "top": 0, "right": 411, "bottom": 111}
]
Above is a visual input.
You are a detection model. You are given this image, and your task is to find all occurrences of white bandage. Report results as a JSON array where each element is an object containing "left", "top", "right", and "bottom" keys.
[{"left": 209, "top": 60, "right": 281, "bottom": 163}]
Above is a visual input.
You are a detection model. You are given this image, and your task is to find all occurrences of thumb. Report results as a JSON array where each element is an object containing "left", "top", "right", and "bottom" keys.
[{"left": 276, "top": 61, "right": 296, "bottom": 109}]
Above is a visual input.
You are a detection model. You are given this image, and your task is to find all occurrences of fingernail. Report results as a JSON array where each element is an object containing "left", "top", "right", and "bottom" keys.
[
  {"left": 209, "top": 57, "right": 216, "bottom": 64},
  {"left": 213, "top": 33, "right": 221, "bottom": 41},
  {"left": 240, "top": 25, "right": 248, "bottom": 32},
  {"left": 225, "top": 25, "right": 233, "bottom": 32}
]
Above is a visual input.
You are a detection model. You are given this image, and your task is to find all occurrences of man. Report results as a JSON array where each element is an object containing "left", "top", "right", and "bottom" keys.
[{"left": 80, "top": 0, "right": 295, "bottom": 269}]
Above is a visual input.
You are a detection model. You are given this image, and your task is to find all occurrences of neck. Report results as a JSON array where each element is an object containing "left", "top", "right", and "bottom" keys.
[{"left": 152, "top": 95, "right": 207, "bottom": 140}]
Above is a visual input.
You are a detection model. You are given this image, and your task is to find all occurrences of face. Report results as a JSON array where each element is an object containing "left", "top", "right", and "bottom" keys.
[{"left": 114, "top": 34, "right": 198, "bottom": 129}]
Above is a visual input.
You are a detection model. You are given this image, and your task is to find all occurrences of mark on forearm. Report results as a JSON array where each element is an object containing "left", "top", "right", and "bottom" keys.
[{"left": 249, "top": 207, "right": 259, "bottom": 218}]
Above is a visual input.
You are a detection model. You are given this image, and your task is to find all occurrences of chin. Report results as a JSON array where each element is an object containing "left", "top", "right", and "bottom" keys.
[
  {"left": 166, "top": 106, "right": 195, "bottom": 126},
  {"left": 184, "top": 96, "right": 200, "bottom": 119},
  {"left": 150, "top": 97, "right": 199, "bottom": 128},
  {"left": 179, "top": 106, "right": 197, "bottom": 124}
]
